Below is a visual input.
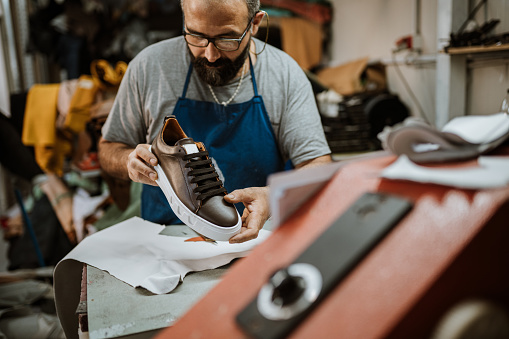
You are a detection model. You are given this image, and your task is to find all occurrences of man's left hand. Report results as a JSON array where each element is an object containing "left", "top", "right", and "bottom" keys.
[{"left": 224, "top": 187, "right": 270, "bottom": 244}]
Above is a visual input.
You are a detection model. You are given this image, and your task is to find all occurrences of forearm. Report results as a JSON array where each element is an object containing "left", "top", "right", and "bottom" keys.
[
  {"left": 98, "top": 137, "right": 133, "bottom": 181},
  {"left": 294, "top": 154, "right": 333, "bottom": 169}
]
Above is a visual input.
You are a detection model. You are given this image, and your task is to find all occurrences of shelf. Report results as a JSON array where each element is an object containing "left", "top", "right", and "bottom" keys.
[{"left": 444, "top": 44, "right": 509, "bottom": 55}]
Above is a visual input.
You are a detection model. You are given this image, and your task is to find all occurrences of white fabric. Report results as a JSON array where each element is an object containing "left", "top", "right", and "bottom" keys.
[
  {"left": 72, "top": 187, "right": 110, "bottom": 242},
  {"left": 381, "top": 155, "right": 509, "bottom": 190},
  {"left": 56, "top": 216, "right": 269, "bottom": 294},
  {"left": 441, "top": 113, "right": 509, "bottom": 144},
  {"left": 379, "top": 113, "right": 509, "bottom": 163}
]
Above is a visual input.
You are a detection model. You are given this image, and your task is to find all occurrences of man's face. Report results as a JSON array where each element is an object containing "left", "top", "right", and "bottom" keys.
[
  {"left": 182, "top": 0, "right": 253, "bottom": 86},
  {"left": 188, "top": 43, "right": 250, "bottom": 87}
]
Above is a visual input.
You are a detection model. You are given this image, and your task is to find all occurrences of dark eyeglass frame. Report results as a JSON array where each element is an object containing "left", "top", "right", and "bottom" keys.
[{"left": 182, "top": 14, "right": 256, "bottom": 52}]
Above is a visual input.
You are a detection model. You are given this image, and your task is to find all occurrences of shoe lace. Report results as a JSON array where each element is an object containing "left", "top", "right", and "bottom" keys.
[{"left": 184, "top": 151, "right": 227, "bottom": 200}]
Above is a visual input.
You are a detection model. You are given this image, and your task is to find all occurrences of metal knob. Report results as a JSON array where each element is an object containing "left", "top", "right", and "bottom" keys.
[{"left": 257, "top": 263, "right": 323, "bottom": 321}]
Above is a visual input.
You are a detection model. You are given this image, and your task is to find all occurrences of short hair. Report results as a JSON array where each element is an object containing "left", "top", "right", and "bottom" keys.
[{"left": 181, "top": 0, "right": 260, "bottom": 22}]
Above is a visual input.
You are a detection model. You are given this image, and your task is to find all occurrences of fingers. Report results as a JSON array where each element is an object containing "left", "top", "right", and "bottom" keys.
[
  {"left": 229, "top": 212, "right": 262, "bottom": 243},
  {"left": 241, "top": 207, "right": 249, "bottom": 225},
  {"left": 229, "top": 226, "right": 259, "bottom": 243},
  {"left": 225, "top": 186, "right": 270, "bottom": 204},
  {"left": 224, "top": 190, "right": 245, "bottom": 204},
  {"left": 227, "top": 187, "right": 270, "bottom": 244},
  {"left": 229, "top": 209, "right": 251, "bottom": 243},
  {"left": 225, "top": 187, "right": 257, "bottom": 204},
  {"left": 127, "top": 144, "right": 159, "bottom": 186}
]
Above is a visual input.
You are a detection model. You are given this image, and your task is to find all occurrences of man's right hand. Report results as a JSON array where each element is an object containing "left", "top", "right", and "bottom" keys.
[{"left": 127, "top": 144, "right": 159, "bottom": 186}]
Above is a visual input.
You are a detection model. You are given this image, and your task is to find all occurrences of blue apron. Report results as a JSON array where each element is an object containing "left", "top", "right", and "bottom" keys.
[{"left": 141, "top": 56, "right": 285, "bottom": 224}]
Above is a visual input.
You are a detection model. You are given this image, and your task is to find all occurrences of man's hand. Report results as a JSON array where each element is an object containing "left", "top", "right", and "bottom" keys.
[
  {"left": 127, "top": 144, "right": 159, "bottom": 186},
  {"left": 99, "top": 138, "right": 159, "bottom": 185},
  {"left": 224, "top": 187, "right": 270, "bottom": 244}
]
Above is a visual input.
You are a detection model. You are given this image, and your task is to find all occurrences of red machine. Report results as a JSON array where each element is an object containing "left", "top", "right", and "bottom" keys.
[{"left": 155, "top": 153, "right": 509, "bottom": 339}]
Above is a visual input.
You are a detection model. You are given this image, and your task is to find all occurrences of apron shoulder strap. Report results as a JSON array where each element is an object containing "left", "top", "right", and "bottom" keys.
[
  {"left": 181, "top": 63, "right": 194, "bottom": 97},
  {"left": 248, "top": 55, "right": 259, "bottom": 97}
]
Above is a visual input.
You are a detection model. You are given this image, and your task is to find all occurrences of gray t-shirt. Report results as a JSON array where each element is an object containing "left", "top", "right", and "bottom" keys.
[{"left": 102, "top": 37, "right": 330, "bottom": 166}]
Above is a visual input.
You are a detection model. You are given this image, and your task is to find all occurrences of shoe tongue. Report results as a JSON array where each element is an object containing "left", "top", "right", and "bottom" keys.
[
  {"left": 177, "top": 138, "right": 221, "bottom": 199},
  {"left": 176, "top": 138, "right": 199, "bottom": 155}
]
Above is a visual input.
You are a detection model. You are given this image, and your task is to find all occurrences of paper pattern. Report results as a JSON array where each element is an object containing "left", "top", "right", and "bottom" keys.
[
  {"left": 56, "top": 217, "right": 270, "bottom": 295},
  {"left": 381, "top": 155, "right": 509, "bottom": 189}
]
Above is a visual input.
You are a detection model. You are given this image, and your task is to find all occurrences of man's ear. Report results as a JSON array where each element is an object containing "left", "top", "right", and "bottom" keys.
[{"left": 251, "top": 11, "right": 265, "bottom": 36}]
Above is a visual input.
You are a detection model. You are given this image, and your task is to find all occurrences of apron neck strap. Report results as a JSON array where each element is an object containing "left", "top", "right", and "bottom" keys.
[
  {"left": 248, "top": 54, "right": 259, "bottom": 97},
  {"left": 181, "top": 62, "right": 194, "bottom": 97}
]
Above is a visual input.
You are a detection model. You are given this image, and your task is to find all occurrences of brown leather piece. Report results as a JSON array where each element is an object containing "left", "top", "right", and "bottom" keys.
[
  {"left": 197, "top": 195, "right": 238, "bottom": 227},
  {"left": 162, "top": 116, "right": 188, "bottom": 145},
  {"left": 152, "top": 134, "right": 199, "bottom": 212}
]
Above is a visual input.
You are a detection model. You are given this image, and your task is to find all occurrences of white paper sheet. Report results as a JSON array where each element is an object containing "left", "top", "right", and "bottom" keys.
[
  {"left": 441, "top": 112, "right": 509, "bottom": 144},
  {"left": 381, "top": 155, "right": 509, "bottom": 189},
  {"left": 380, "top": 113, "right": 509, "bottom": 163},
  {"left": 72, "top": 187, "right": 110, "bottom": 242},
  {"left": 268, "top": 152, "right": 387, "bottom": 227},
  {"left": 268, "top": 161, "right": 344, "bottom": 227},
  {"left": 56, "top": 216, "right": 270, "bottom": 295}
]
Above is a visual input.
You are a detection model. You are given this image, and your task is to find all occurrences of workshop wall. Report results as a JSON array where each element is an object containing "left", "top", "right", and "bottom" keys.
[
  {"left": 329, "top": 0, "right": 437, "bottom": 125},
  {"left": 329, "top": 0, "right": 509, "bottom": 125},
  {"left": 330, "top": 0, "right": 437, "bottom": 63}
]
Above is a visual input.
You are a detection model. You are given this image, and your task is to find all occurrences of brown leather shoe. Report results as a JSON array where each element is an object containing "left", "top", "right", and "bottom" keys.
[{"left": 150, "top": 115, "right": 241, "bottom": 241}]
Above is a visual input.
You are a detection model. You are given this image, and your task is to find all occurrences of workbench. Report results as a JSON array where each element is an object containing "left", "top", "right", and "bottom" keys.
[
  {"left": 56, "top": 224, "right": 271, "bottom": 339},
  {"left": 83, "top": 263, "right": 229, "bottom": 338}
]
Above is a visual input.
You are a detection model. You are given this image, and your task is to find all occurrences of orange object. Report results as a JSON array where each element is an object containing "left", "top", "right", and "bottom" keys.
[
  {"left": 22, "top": 83, "right": 71, "bottom": 175},
  {"left": 185, "top": 236, "right": 207, "bottom": 242},
  {"left": 65, "top": 75, "right": 99, "bottom": 134},
  {"left": 185, "top": 236, "right": 217, "bottom": 244},
  {"left": 155, "top": 152, "right": 509, "bottom": 339}
]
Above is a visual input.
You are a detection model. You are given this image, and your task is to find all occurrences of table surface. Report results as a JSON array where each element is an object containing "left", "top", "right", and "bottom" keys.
[{"left": 85, "top": 225, "right": 230, "bottom": 339}]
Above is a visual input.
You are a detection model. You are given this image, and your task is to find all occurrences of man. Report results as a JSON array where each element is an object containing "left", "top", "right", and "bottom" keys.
[{"left": 98, "top": 0, "right": 332, "bottom": 244}]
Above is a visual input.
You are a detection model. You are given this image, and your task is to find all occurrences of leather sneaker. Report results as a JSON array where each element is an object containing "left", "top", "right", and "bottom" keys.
[{"left": 150, "top": 115, "right": 241, "bottom": 241}]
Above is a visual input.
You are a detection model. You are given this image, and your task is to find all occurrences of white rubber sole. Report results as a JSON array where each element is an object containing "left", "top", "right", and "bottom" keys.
[{"left": 150, "top": 146, "right": 241, "bottom": 241}]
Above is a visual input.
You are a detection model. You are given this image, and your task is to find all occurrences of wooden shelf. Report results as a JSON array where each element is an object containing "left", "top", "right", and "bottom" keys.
[{"left": 444, "top": 44, "right": 509, "bottom": 55}]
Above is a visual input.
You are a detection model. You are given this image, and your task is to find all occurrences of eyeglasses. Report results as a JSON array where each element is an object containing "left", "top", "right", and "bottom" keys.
[{"left": 183, "top": 15, "right": 255, "bottom": 52}]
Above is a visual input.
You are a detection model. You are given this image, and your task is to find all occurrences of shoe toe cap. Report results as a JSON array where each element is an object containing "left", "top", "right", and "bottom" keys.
[{"left": 198, "top": 196, "right": 239, "bottom": 227}]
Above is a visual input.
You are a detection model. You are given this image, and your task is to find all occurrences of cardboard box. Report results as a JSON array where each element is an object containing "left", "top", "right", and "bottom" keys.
[{"left": 316, "top": 57, "right": 386, "bottom": 97}]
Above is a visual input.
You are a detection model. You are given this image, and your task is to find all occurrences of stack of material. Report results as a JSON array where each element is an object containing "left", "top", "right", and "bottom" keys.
[
  {"left": 316, "top": 58, "right": 409, "bottom": 154},
  {"left": 321, "top": 96, "right": 374, "bottom": 153},
  {"left": 319, "top": 93, "right": 409, "bottom": 153}
]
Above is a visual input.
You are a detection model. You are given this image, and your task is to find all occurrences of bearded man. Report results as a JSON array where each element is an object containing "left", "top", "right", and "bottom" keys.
[{"left": 98, "top": 0, "right": 331, "bottom": 243}]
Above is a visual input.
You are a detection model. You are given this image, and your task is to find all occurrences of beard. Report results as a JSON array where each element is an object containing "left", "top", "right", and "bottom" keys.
[{"left": 189, "top": 41, "right": 250, "bottom": 87}]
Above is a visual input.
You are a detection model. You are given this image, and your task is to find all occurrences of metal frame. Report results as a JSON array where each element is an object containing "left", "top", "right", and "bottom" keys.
[{"left": 0, "top": 0, "right": 21, "bottom": 93}]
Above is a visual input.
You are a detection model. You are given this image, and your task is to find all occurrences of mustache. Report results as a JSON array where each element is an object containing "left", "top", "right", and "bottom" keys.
[{"left": 194, "top": 57, "right": 231, "bottom": 68}]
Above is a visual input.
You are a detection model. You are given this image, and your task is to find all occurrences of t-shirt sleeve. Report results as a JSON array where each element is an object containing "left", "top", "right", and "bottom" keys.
[
  {"left": 101, "top": 57, "right": 148, "bottom": 147},
  {"left": 278, "top": 59, "right": 331, "bottom": 166}
]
